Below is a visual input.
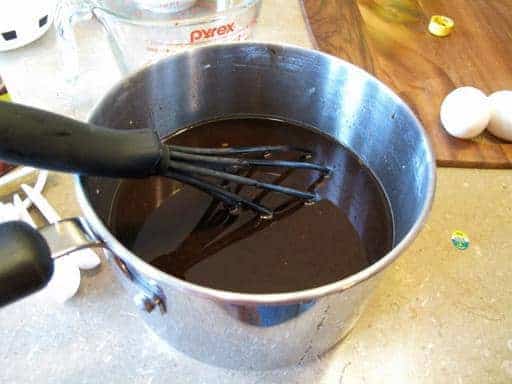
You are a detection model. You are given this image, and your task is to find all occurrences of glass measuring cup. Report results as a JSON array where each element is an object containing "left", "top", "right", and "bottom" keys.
[{"left": 55, "top": 0, "right": 262, "bottom": 80}]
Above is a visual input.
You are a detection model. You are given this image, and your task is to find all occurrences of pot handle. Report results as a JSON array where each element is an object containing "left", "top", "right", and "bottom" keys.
[
  {"left": 0, "top": 218, "right": 166, "bottom": 313},
  {"left": 0, "top": 218, "right": 102, "bottom": 308},
  {"left": 0, "top": 221, "right": 53, "bottom": 307}
]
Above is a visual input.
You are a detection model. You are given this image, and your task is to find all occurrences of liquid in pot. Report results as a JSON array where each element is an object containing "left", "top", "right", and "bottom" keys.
[{"left": 109, "top": 118, "right": 394, "bottom": 293}]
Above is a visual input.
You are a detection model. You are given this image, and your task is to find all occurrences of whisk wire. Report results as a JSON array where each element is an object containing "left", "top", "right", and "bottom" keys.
[
  {"left": 168, "top": 144, "right": 309, "bottom": 156},
  {"left": 165, "top": 171, "right": 274, "bottom": 217},
  {"left": 168, "top": 151, "right": 332, "bottom": 173},
  {"left": 168, "top": 160, "right": 320, "bottom": 201}
]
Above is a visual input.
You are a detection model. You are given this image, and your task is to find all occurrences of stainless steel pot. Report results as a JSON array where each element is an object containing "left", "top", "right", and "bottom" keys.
[{"left": 7, "top": 43, "right": 436, "bottom": 369}]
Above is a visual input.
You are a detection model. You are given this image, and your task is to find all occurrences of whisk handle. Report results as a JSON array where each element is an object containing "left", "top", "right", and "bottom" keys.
[{"left": 0, "top": 101, "right": 163, "bottom": 178}]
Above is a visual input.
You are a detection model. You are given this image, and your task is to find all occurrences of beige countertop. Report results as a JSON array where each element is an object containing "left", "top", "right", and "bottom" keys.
[{"left": 1, "top": 1, "right": 511, "bottom": 383}]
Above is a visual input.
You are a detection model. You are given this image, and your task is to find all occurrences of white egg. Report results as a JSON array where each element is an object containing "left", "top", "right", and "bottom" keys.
[
  {"left": 487, "top": 90, "right": 512, "bottom": 142},
  {"left": 440, "top": 86, "right": 491, "bottom": 139},
  {"left": 43, "top": 257, "right": 81, "bottom": 303}
]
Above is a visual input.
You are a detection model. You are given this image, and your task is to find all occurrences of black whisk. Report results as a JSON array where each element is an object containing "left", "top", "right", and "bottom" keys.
[{"left": 0, "top": 101, "right": 331, "bottom": 218}]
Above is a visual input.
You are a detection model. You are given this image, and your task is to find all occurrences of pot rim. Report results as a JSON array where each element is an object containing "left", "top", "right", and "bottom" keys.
[{"left": 74, "top": 42, "right": 436, "bottom": 305}]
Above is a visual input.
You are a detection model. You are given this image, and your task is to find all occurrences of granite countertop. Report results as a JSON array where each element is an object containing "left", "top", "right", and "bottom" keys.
[{"left": 1, "top": 1, "right": 511, "bottom": 383}]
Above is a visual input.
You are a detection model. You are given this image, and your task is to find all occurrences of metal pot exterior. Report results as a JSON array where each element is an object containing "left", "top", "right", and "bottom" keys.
[
  {"left": 109, "top": 250, "right": 381, "bottom": 369},
  {"left": 77, "top": 43, "right": 436, "bottom": 369}
]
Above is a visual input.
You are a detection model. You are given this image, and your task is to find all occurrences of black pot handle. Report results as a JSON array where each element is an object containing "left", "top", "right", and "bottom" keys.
[
  {"left": 0, "top": 221, "right": 54, "bottom": 308},
  {"left": 0, "top": 217, "right": 165, "bottom": 312}
]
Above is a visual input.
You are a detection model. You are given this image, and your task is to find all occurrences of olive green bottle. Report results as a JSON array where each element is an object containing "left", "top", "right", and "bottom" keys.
[{"left": 0, "top": 75, "right": 14, "bottom": 175}]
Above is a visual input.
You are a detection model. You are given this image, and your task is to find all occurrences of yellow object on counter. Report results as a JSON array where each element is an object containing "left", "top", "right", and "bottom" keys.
[
  {"left": 428, "top": 15, "right": 454, "bottom": 37},
  {"left": 0, "top": 76, "right": 11, "bottom": 102}
]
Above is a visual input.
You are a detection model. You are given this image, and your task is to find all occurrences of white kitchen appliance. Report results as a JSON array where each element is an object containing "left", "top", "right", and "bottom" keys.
[{"left": 0, "top": 0, "right": 56, "bottom": 51}]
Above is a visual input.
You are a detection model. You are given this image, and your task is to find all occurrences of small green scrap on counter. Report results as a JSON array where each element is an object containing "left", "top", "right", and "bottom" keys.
[{"left": 451, "top": 230, "right": 470, "bottom": 250}]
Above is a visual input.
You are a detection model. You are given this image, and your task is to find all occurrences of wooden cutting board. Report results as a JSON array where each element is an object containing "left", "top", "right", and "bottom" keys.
[{"left": 302, "top": 0, "right": 512, "bottom": 168}]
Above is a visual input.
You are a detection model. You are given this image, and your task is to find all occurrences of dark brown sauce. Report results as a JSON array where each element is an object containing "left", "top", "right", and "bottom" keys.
[{"left": 109, "top": 118, "right": 393, "bottom": 293}]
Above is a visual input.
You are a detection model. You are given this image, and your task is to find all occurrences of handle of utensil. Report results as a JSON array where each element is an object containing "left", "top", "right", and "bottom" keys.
[
  {"left": 0, "top": 217, "right": 105, "bottom": 308},
  {"left": 54, "top": 0, "right": 95, "bottom": 83},
  {"left": 0, "top": 216, "right": 166, "bottom": 313},
  {"left": 0, "top": 101, "right": 164, "bottom": 178},
  {"left": 0, "top": 221, "right": 54, "bottom": 308}
]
